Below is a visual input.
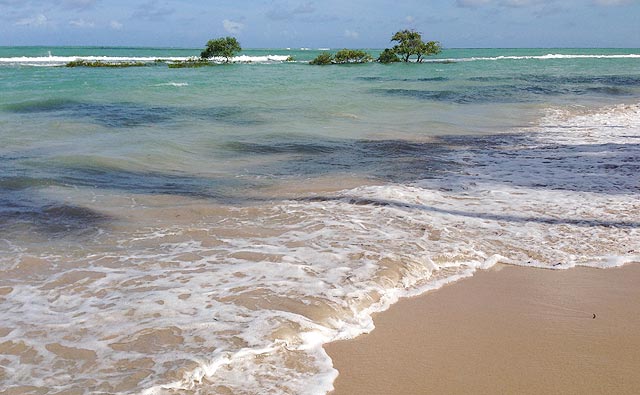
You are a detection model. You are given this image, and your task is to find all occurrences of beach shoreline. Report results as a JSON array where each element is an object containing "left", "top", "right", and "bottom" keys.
[
  {"left": 325, "top": 263, "right": 640, "bottom": 395},
  {"left": 2, "top": 45, "right": 639, "bottom": 393}
]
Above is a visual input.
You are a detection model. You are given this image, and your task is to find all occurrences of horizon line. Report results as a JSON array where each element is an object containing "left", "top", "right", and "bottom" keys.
[{"left": 2, "top": 45, "right": 640, "bottom": 51}]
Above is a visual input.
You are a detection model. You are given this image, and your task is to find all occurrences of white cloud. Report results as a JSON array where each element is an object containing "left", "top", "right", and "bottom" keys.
[
  {"left": 456, "top": 0, "right": 491, "bottom": 7},
  {"left": 110, "top": 20, "right": 123, "bottom": 30},
  {"left": 293, "top": 2, "right": 315, "bottom": 14},
  {"left": 133, "top": 0, "right": 174, "bottom": 21},
  {"left": 63, "top": 0, "right": 97, "bottom": 10},
  {"left": 69, "top": 19, "right": 95, "bottom": 28},
  {"left": 15, "top": 14, "right": 48, "bottom": 27},
  {"left": 344, "top": 29, "right": 359, "bottom": 39},
  {"left": 592, "top": 0, "right": 634, "bottom": 5},
  {"left": 266, "top": 1, "right": 317, "bottom": 21},
  {"left": 500, "top": 0, "right": 546, "bottom": 7},
  {"left": 223, "top": 19, "right": 244, "bottom": 34},
  {"left": 456, "top": 0, "right": 555, "bottom": 7}
]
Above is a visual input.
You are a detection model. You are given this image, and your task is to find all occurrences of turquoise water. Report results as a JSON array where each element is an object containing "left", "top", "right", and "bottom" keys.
[
  {"left": 0, "top": 48, "right": 639, "bottom": 394},
  {"left": 2, "top": 48, "right": 638, "bottom": 194}
]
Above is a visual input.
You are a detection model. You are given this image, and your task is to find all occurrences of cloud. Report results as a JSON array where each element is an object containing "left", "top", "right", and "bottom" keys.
[
  {"left": 133, "top": 0, "right": 174, "bottom": 21},
  {"left": 2, "top": 0, "right": 97, "bottom": 11},
  {"left": 110, "top": 20, "right": 123, "bottom": 30},
  {"left": 15, "top": 14, "right": 49, "bottom": 27},
  {"left": 0, "top": 0, "right": 29, "bottom": 7},
  {"left": 223, "top": 19, "right": 244, "bottom": 34},
  {"left": 293, "top": 2, "right": 315, "bottom": 14},
  {"left": 344, "top": 29, "right": 359, "bottom": 39},
  {"left": 69, "top": 18, "right": 95, "bottom": 27},
  {"left": 63, "top": 0, "right": 97, "bottom": 10},
  {"left": 456, "top": 0, "right": 555, "bottom": 7},
  {"left": 266, "top": 1, "right": 317, "bottom": 21},
  {"left": 592, "top": 0, "right": 635, "bottom": 5},
  {"left": 456, "top": 0, "right": 491, "bottom": 7},
  {"left": 500, "top": 0, "right": 549, "bottom": 7}
]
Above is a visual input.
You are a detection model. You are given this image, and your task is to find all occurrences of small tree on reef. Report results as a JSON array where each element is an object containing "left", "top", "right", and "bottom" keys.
[
  {"left": 309, "top": 52, "right": 334, "bottom": 65},
  {"left": 201, "top": 37, "right": 241, "bottom": 63},
  {"left": 391, "top": 30, "right": 441, "bottom": 63},
  {"left": 334, "top": 49, "right": 373, "bottom": 64},
  {"left": 310, "top": 50, "right": 374, "bottom": 65},
  {"left": 377, "top": 48, "right": 400, "bottom": 64}
]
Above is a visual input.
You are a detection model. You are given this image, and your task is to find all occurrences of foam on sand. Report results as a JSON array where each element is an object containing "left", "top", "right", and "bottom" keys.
[
  {"left": 0, "top": 102, "right": 637, "bottom": 394},
  {"left": 145, "top": 101, "right": 640, "bottom": 393}
]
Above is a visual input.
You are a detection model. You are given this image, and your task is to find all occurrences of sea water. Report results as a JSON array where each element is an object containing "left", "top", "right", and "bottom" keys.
[{"left": 0, "top": 47, "right": 639, "bottom": 394}]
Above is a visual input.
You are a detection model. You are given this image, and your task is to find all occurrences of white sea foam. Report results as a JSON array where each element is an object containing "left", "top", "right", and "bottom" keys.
[
  {"left": 0, "top": 103, "right": 638, "bottom": 394},
  {"left": 154, "top": 82, "right": 189, "bottom": 87},
  {"left": 432, "top": 54, "right": 640, "bottom": 63},
  {"left": 0, "top": 55, "right": 189, "bottom": 66},
  {"left": 2, "top": 52, "right": 636, "bottom": 67},
  {"left": 142, "top": 101, "right": 640, "bottom": 394},
  {"left": 230, "top": 54, "right": 291, "bottom": 63},
  {"left": 427, "top": 53, "right": 640, "bottom": 63},
  {"left": 0, "top": 54, "right": 292, "bottom": 67}
]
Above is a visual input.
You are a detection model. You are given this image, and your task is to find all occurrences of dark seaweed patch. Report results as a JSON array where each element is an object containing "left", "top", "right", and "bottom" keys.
[
  {"left": 585, "top": 86, "right": 631, "bottom": 96},
  {"left": 189, "top": 107, "right": 266, "bottom": 126},
  {"left": 4, "top": 100, "right": 267, "bottom": 128},
  {"left": 222, "top": 141, "right": 339, "bottom": 155},
  {"left": 3, "top": 98, "right": 78, "bottom": 113},
  {"left": 355, "top": 76, "right": 448, "bottom": 82},
  {"left": 468, "top": 74, "right": 640, "bottom": 86},
  {"left": 0, "top": 195, "right": 111, "bottom": 237},
  {"left": 357, "top": 139, "right": 438, "bottom": 157},
  {"left": 220, "top": 137, "right": 455, "bottom": 181},
  {"left": 6, "top": 100, "right": 173, "bottom": 127},
  {"left": 372, "top": 88, "right": 518, "bottom": 104},
  {"left": 73, "top": 102, "right": 173, "bottom": 127},
  {"left": 0, "top": 176, "right": 59, "bottom": 190},
  {"left": 412, "top": 77, "right": 449, "bottom": 82},
  {"left": 53, "top": 165, "right": 227, "bottom": 198},
  {"left": 372, "top": 79, "right": 635, "bottom": 103}
]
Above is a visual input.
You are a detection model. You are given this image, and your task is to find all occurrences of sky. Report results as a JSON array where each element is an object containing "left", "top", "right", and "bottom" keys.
[{"left": 1, "top": 0, "right": 639, "bottom": 48}]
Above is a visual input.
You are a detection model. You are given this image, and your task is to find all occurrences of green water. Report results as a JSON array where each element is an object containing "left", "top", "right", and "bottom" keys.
[
  {"left": 2, "top": 48, "right": 639, "bottom": 189},
  {"left": 0, "top": 47, "right": 639, "bottom": 395}
]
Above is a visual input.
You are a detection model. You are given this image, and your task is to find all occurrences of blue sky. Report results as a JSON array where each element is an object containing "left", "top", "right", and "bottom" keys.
[{"left": 1, "top": 0, "right": 639, "bottom": 48}]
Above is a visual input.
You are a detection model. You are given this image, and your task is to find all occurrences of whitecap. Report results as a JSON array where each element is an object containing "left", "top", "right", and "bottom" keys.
[
  {"left": 427, "top": 53, "right": 640, "bottom": 63},
  {"left": 154, "top": 82, "right": 189, "bottom": 87}
]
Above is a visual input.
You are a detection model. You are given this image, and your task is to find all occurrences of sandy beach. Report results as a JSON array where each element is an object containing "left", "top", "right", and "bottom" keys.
[
  {"left": 2, "top": 42, "right": 639, "bottom": 393},
  {"left": 325, "top": 263, "right": 640, "bottom": 395}
]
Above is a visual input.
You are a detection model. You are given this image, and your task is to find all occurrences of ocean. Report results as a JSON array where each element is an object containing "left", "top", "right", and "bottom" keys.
[{"left": 0, "top": 47, "right": 639, "bottom": 394}]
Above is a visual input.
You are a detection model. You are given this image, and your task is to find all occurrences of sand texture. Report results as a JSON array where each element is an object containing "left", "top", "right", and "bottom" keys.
[{"left": 325, "top": 264, "right": 640, "bottom": 395}]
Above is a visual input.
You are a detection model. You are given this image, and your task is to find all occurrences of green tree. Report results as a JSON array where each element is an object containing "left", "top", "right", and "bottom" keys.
[
  {"left": 391, "top": 30, "right": 442, "bottom": 63},
  {"left": 200, "top": 37, "right": 242, "bottom": 63},
  {"left": 309, "top": 52, "right": 334, "bottom": 65},
  {"left": 377, "top": 48, "right": 400, "bottom": 64},
  {"left": 334, "top": 49, "right": 373, "bottom": 64}
]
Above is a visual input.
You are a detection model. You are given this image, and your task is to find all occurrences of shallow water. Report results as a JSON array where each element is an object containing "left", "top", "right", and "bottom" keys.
[{"left": 0, "top": 47, "right": 639, "bottom": 394}]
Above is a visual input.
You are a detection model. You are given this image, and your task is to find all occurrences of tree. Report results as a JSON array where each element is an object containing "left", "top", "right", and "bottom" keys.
[
  {"left": 200, "top": 37, "right": 241, "bottom": 63},
  {"left": 390, "top": 30, "right": 442, "bottom": 63},
  {"left": 377, "top": 48, "right": 400, "bottom": 64},
  {"left": 310, "top": 50, "right": 373, "bottom": 65},
  {"left": 334, "top": 49, "right": 373, "bottom": 64},
  {"left": 309, "top": 52, "right": 334, "bottom": 65}
]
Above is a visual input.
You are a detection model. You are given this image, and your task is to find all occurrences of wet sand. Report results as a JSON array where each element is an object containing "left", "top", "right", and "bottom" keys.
[{"left": 325, "top": 263, "right": 640, "bottom": 395}]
